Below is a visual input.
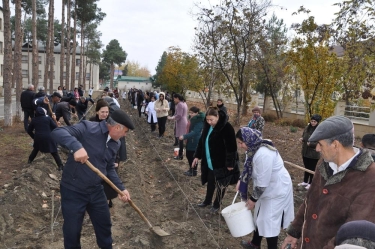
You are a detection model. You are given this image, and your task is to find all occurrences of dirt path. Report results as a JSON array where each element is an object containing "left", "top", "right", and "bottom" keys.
[{"left": 0, "top": 99, "right": 311, "bottom": 249}]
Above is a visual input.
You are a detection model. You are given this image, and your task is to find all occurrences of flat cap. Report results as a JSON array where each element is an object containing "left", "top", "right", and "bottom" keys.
[
  {"left": 52, "top": 92, "right": 62, "bottom": 98},
  {"left": 336, "top": 220, "right": 375, "bottom": 245},
  {"left": 308, "top": 116, "right": 353, "bottom": 142},
  {"left": 111, "top": 109, "right": 135, "bottom": 130}
]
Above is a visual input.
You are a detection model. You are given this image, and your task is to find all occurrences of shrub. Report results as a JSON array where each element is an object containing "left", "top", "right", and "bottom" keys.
[
  {"left": 292, "top": 119, "right": 307, "bottom": 129},
  {"left": 262, "top": 113, "right": 278, "bottom": 122},
  {"left": 274, "top": 118, "right": 293, "bottom": 126},
  {"left": 290, "top": 126, "right": 298, "bottom": 133}
]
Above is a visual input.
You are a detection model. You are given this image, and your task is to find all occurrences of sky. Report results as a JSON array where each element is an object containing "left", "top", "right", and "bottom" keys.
[{"left": 57, "top": 0, "right": 340, "bottom": 75}]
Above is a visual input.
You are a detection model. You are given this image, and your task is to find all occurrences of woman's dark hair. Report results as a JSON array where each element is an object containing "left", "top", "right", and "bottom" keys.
[
  {"left": 173, "top": 93, "right": 185, "bottom": 102},
  {"left": 190, "top": 106, "right": 200, "bottom": 113},
  {"left": 95, "top": 99, "right": 109, "bottom": 112},
  {"left": 236, "top": 129, "right": 243, "bottom": 141},
  {"left": 206, "top": 106, "right": 219, "bottom": 117}
]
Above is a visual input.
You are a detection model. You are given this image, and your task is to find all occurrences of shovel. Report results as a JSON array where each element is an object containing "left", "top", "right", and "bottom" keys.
[{"left": 85, "top": 160, "right": 170, "bottom": 237}]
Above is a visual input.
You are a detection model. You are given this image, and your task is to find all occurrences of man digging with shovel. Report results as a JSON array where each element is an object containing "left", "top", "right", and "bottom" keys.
[{"left": 51, "top": 109, "right": 134, "bottom": 249}]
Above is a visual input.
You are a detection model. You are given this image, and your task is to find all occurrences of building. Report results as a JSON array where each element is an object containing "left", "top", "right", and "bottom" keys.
[
  {"left": 115, "top": 76, "right": 153, "bottom": 91},
  {"left": 17, "top": 41, "right": 99, "bottom": 91}
]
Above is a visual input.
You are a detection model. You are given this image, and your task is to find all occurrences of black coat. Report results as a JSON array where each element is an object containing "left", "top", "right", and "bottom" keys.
[
  {"left": 28, "top": 107, "right": 58, "bottom": 153},
  {"left": 194, "top": 110, "right": 239, "bottom": 185},
  {"left": 20, "top": 89, "right": 35, "bottom": 111}
]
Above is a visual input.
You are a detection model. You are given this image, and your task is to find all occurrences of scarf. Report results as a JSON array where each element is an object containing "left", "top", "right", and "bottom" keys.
[{"left": 239, "top": 127, "right": 277, "bottom": 199}]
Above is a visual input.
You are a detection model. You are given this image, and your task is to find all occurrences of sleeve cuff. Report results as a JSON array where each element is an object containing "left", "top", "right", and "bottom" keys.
[
  {"left": 249, "top": 196, "right": 258, "bottom": 202},
  {"left": 285, "top": 224, "right": 301, "bottom": 239}
]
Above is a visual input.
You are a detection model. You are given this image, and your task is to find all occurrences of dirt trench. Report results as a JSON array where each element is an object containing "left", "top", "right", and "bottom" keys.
[{"left": 0, "top": 99, "right": 310, "bottom": 248}]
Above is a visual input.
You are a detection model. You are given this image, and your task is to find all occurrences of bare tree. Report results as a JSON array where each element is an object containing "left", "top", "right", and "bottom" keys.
[
  {"left": 43, "top": 0, "right": 52, "bottom": 90},
  {"left": 48, "top": 0, "right": 55, "bottom": 94},
  {"left": 3, "top": 0, "right": 13, "bottom": 126},
  {"left": 65, "top": 0, "right": 71, "bottom": 90},
  {"left": 31, "top": 0, "right": 38, "bottom": 87},
  {"left": 14, "top": 0, "right": 23, "bottom": 121},
  {"left": 70, "top": 1, "right": 77, "bottom": 91},
  {"left": 59, "top": 0, "right": 65, "bottom": 90}
]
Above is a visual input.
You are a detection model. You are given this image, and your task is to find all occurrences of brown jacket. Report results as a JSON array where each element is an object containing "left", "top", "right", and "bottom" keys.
[{"left": 286, "top": 149, "right": 375, "bottom": 249}]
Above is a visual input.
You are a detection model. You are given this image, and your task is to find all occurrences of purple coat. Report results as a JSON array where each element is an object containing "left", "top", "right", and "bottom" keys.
[{"left": 174, "top": 101, "right": 188, "bottom": 137}]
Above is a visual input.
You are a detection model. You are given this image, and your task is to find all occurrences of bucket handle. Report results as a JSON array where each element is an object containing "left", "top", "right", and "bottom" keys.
[{"left": 232, "top": 191, "right": 240, "bottom": 205}]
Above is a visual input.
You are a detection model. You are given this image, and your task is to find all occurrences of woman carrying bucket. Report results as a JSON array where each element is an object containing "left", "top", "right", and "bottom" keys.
[{"left": 235, "top": 127, "right": 294, "bottom": 249}]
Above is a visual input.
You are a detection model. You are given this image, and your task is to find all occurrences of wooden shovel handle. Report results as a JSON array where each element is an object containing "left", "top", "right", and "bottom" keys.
[
  {"left": 84, "top": 160, "right": 153, "bottom": 229},
  {"left": 284, "top": 161, "right": 315, "bottom": 175}
]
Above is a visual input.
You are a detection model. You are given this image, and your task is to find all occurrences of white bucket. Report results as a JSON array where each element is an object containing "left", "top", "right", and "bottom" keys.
[{"left": 221, "top": 192, "right": 255, "bottom": 237}]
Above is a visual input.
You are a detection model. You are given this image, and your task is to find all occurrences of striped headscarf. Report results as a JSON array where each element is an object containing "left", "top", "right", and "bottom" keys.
[{"left": 238, "top": 127, "right": 277, "bottom": 199}]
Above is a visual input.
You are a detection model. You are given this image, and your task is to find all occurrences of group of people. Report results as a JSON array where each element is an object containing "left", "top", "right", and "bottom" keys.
[{"left": 19, "top": 84, "right": 375, "bottom": 249}]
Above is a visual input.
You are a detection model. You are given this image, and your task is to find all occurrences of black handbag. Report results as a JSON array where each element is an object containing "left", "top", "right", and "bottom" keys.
[{"left": 214, "top": 152, "right": 240, "bottom": 186}]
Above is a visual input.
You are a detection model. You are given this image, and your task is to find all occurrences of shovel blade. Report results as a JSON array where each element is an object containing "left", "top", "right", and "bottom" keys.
[{"left": 152, "top": 226, "right": 170, "bottom": 236}]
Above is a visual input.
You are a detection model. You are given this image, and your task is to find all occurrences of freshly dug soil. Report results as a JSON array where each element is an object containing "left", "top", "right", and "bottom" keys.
[{"left": 0, "top": 99, "right": 319, "bottom": 248}]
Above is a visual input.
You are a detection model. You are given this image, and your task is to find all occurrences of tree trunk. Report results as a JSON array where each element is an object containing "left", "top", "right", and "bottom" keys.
[
  {"left": 31, "top": 0, "right": 38, "bottom": 88},
  {"left": 89, "top": 62, "right": 92, "bottom": 88},
  {"left": 70, "top": 1, "right": 77, "bottom": 91},
  {"left": 48, "top": 0, "right": 55, "bottom": 94},
  {"left": 59, "top": 0, "right": 65, "bottom": 90},
  {"left": 3, "top": 0, "right": 12, "bottom": 126},
  {"left": 78, "top": 22, "right": 83, "bottom": 87},
  {"left": 65, "top": 0, "right": 71, "bottom": 90},
  {"left": 43, "top": 0, "right": 52, "bottom": 90},
  {"left": 110, "top": 62, "right": 114, "bottom": 90},
  {"left": 14, "top": 0, "right": 23, "bottom": 121}
]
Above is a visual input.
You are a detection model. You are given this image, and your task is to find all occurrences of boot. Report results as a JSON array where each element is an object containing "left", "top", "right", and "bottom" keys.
[
  {"left": 58, "top": 164, "right": 64, "bottom": 171},
  {"left": 173, "top": 137, "right": 178, "bottom": 146}
]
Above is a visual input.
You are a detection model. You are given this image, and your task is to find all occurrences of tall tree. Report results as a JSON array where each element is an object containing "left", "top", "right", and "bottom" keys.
[
  {"left": 65, "top": 0, "right": 71, "bottom": 90},
  {"left": 43, "top": 0, "right": 52, "bottom": 90},
  {"left": 14, "top": 0, "right": 23, "bottom": 120},
  {"left": 3, "top": 0, "right": 13, "bottom": 126},
  {"left": 254, "top": 14, "right": 289, "bottom": 118},
  {"left": 287, "top": 7, "right": 340, "bottom": 120},
  {"left": 102, "top": 39, "right": 127, "bottom": 89},
  {"left": 59, "top": 0, "right": 65, "bottom": 89},
  {"left": 153, "top": 51, "right": 167, "bottom": 88},
  {"left": 194, "top": 0, "right": 271, "bottom": 124},
  {"left": 70, "top": 0, "right": 77, "bottom": 91},
  {"left": 31, "top": 0, "right": 38, "bottom": 87},
  {"left": 48, "top": 0, "right": 55, "bottom": 93},
  {"left": 121, "top": 60, "right": 151, "bottom": 77}
]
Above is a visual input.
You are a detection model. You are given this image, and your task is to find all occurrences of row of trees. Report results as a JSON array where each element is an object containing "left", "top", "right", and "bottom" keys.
[{"left": 153, "top": 0, "right": 375, "bottom": 125}]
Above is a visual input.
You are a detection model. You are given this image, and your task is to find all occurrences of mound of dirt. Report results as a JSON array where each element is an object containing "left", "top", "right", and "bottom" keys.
[{"left": 0, "top": 99, "right": 316, "bottom": 248}]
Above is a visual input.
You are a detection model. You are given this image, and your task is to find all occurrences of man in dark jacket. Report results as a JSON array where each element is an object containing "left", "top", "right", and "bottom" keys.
[
  {"left": 33, "top": 92, "right": 62, "bottom": 116},
  {"left": 281, "top": 116, "right": 375, "bottom": 249},
  {"left": 78, "top": 85, "right": 84, "bottom": 97},
  {"left": 76, "top": 96, "right": 94, "bottom": 121},
  {"left": 34, "top": 86, "right": 46, "bottom": 98},
  {"left": 51, "top": 109, "right": 134, "bottom": 249},
  {"left": 216, "top": 98, "right": 228, "bottom": 120},
  {"left": 20, "top": 84, "right": 35, "bottom": 132},
  {"left": 55, "top": 100, "right": 77, "bottom": 126}
]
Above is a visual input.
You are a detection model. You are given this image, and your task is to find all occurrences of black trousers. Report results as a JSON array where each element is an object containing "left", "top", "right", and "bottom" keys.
[
  {"left": 29, "top": 148, "right": 63, "bottom": 167},
  {"left": 157, "top": 116, "right": 167, "bottom": 136},
  {"left": 186, "top": 150, "right": 196, "bottom": 170},
  {"left": 23, "top": 109, "right": 34, "bottom": 132},
  {"left": 203, "top": 169, "right": 226, "bottom": 209},
  {"left": 251, "top": 229, "right": 278, "bottom": 249},
  {"left": 302, "top": 156, "right": 318, "bottom": 184}
]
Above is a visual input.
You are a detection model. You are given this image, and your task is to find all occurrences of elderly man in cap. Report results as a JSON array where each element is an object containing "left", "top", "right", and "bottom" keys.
[
  {"left": 34, "top": 91, "right": 62, "bottom": 116},
  {"left": 335, "top": 220, "right": 375, "bottom": 248},
  {"left": 51, "top": 109, "right": 134, "bottom": 249},
  {"left": 281, "top": 116, "right": 375, "bottom": 249}
]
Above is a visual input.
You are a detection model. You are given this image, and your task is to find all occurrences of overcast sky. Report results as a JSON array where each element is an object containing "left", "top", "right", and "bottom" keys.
[{"left": 56, "top": 0, "right": 340, "bottom": 75}]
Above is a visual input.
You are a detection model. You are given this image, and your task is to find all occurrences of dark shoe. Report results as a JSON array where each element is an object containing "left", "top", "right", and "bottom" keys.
[
  {"left": 240, "top": 240, "right": 259, "bottom": 249},
  {"left": 108, "top": 199, "right": 113, "bottom": 208},
  {"left": 28, "top": 160, "right": 32, "bottom": 164},
  {"left": 173, "top": 143, "right": 178, "bottom": 146},
  {"left": 184, "top": 170, "right": 197, "bottom": 176},
  {"left": 173, "top": 156, "right": 183, "bottom": 160},
  {"left": 210, "top": 206, "right": 220, "bottom": 213},
  {"left": 58, "top": 164, "right": 64, "bottom": 171},
  {"left": 197, "top": 202, "right": 210, "bottom": 208}
]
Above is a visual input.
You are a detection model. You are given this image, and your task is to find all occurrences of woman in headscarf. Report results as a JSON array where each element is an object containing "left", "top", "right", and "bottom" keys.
[
  {"left": 27, "top": 107, "right": 64, "bottom": 171},
  {"left": 247, "top": 106, "right": 265, "bottom": 133},
  {"left": 298, "top": 114, "right": 322, "bottom": 189},
  {"left": 236, "top": 127, "right": 294, "bottom": 249}
]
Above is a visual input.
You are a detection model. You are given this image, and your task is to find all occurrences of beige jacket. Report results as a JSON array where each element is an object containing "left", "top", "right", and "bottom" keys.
[{"left": 154, "top": 92, "right": 169, "bottom": 118}]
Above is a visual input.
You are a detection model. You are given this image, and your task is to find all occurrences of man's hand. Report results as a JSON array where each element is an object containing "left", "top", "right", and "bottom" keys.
[
  {"left": 281, "top": 235, "right": 298, "bottom": 249},
  {"left": 118, "top": 189, "right": 130, "bottom": 202},
  {"left": 73, "top": 148, "right": 89, "bottom": 163},
  {"left": 43, "top": 97, "right": 49, "bottom": 104}
]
